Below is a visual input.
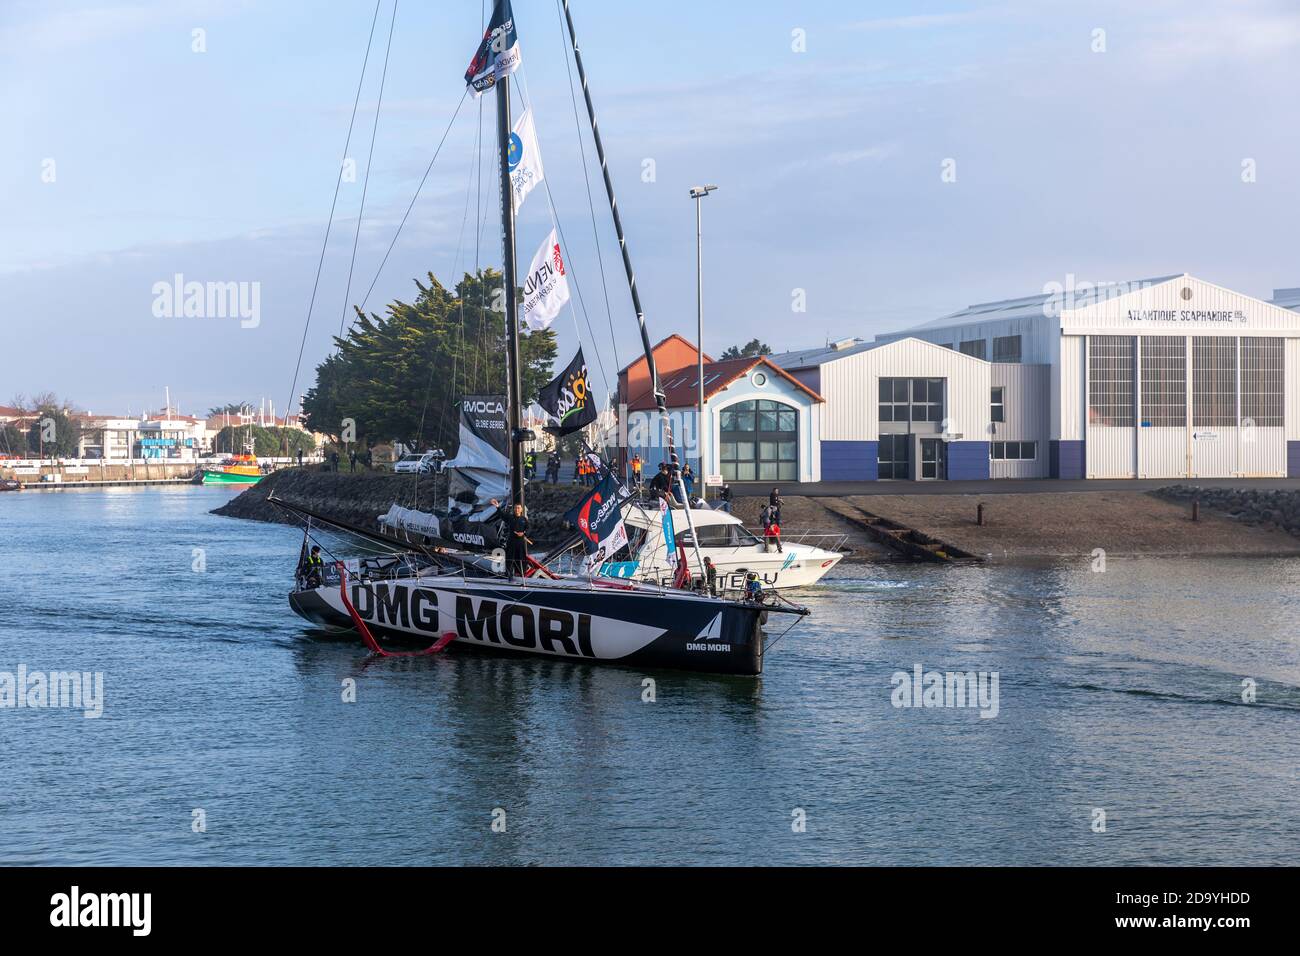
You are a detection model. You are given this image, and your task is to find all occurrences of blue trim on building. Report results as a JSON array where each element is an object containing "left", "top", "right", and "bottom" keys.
[
  {"left": 947, "top": 441, "right": 990, "bottom": 480},
  {"left": 1288, "top": 441, "right": 1300, "bottom": 478},
  {"left": 821, "top": 440, "right": 878, "bottom": 480},
  {"left": 1050, "top": 440, "right": 1086, "bottom": 479}
]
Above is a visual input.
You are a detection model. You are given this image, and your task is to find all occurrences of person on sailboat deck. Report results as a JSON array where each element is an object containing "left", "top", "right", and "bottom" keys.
[
  {"left": 304, "top": 545, "right": 324, "bottom": 587},
  {"left": 699, "top": 556, "right": 718, "bottom": 596},
  {"left": 505, "top": 503, "right": 530, "bottom": 578},
  {"left": 648, "top": 462, "right": 674, "bottom": 505}
]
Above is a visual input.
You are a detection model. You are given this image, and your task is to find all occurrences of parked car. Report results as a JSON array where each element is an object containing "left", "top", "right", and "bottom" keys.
[{"left": 393, "top": 450, "right": 445, "bottom": 475}]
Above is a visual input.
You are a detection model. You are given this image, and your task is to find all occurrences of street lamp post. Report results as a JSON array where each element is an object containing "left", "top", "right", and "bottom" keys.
[{"left": 689, "top": 184, "right": 717, "bottom": 501}]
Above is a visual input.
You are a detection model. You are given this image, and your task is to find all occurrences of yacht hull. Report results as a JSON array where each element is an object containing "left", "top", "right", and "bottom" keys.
[{"left": 289, "top": 575, "right": 767, "bottom": 675}]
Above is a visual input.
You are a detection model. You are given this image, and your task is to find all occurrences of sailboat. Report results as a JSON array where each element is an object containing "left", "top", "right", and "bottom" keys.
[{"left": 280, "top": 0, "right": 808, "bottom": 675}]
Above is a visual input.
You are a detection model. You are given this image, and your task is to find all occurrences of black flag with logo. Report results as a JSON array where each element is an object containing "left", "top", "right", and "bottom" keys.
[{"left": 537, "top": 348, "right": 598, "bottom": 435}]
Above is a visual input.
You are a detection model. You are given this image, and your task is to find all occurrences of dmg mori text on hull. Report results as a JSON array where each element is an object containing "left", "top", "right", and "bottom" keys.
[{"left": 289, "top": 574, "right": 770, "bottom": 675}]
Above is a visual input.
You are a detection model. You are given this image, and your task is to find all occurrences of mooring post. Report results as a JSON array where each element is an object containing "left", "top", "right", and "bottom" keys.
[
  {"left": 977, "top": 502, "right": 985, "bottom": 526},
  {"left": 1192, "top": 497, "right": 1199, "bottom": 522}
]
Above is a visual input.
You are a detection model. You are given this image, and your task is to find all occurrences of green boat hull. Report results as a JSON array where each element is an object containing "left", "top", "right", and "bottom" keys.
[{"left": 200, "top": 470, "right": 262, "bottom": 485}]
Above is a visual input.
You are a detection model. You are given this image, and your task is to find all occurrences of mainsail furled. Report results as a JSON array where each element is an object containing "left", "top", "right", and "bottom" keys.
[
  {"left": 378, "top": 395, "right": 511, "bottom": 551},
  {"left": 442, "top": 394, "right": 510, "bottom": 510}
]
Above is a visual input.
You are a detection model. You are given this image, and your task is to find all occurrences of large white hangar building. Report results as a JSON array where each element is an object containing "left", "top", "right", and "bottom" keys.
[{"left": 770, "top": 274, "right": 1300, "bottom": 481}]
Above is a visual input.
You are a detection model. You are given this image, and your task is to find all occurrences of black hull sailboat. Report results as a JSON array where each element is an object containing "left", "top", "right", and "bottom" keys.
[
  {"left": 284, "top": 0, "right": 807, "bottom": 675},
  {"left": 290, "top": 566, "right": 769, "bottom": 676}
]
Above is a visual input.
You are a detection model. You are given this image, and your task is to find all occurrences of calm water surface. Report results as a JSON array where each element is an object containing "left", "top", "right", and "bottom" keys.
[{"left": 1, "top": 486, "right": 1297, "bottom": 865}]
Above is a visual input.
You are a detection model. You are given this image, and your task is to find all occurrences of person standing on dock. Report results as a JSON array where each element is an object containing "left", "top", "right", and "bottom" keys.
[
  {"left": 630, "top": 453, "right": 642, "bottom": 489},
  {"left": 717, "top": 483, "right": 733, "bottom": 513},
  {"left": 296, "top": 448, "right": 303, "bottom": 468},
  {"left": 768, "top": 488, "right": 783, "bottom": 526},
  {"left": 348, "top": 450, "right": 358, "bottom": 472}
]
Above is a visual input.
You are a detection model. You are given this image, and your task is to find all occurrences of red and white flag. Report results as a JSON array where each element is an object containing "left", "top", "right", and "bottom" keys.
[{"left": 521, "top": 228, "right": 569, "bottom": 331}]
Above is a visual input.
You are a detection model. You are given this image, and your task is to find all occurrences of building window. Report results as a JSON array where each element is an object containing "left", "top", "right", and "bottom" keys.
[
  {"left": 719, "top": 399, "right": 797, "bottom": 482},
  {"left": 991, "top": 441, "right": 1037, "bottom": 461},
  {"left": 990, "top": 387, "right": 1005, "bottom": 423},
  {"left": 959, "top": 339, "right": 986, "bottom": 360},
  {"left": 878, "top": 378, "right": 945, "bottom": 424},
  {"left": 1241, "top": 337, "right": 1283, "bottom": 427},
  {"left": 993, "top": 335, "right": 1022, "bottom": 363},
  {"left": 877, "top": 434, "right": 910, "bottom": 479},
  {"left": 878, "top": 378, "right": 908, "bottom": 422},
  {"left": 1192, "top": 336, "right": 1237, "bottom": 427},
  {"left": 1088, "top": 335, "right": 1134, "bottom": 427},
  {"left": 1140, "top": 336, "right": 1186, "bottom": 426}
]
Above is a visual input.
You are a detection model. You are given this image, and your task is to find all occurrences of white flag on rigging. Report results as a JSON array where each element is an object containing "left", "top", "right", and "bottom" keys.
[
  {"left": 509, "top": 108, "right": 544, "bottom": 213},
  {"left": 521, "top": 228, "right": 569, "bottom": 331}
]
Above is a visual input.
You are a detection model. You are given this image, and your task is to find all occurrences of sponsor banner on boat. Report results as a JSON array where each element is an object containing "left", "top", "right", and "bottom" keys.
[
  {"left": 537, "top": 346, "right": 597, "bottom": 435},
  {"left": 521, "top": 228, "right": 570, "bottom": 331},
  {"left": 464, "top": 0, "right": 522, "bottom": 96},
  {"left": 509, "top": 108, "right": 544, "bottom": 212},
  {"left": 455, "top": 395, "right": 509, "bottom": 459},
  {"left": 659, "top": 497, "right": 676, "bottom": 551},
  {"left": 565, "top": 471, "right": 631, "bottom": 573}
]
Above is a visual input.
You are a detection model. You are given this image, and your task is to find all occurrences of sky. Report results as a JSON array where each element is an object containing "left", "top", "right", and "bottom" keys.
[{"left": 3, "top": 0, "right": 1300, "bottom": 418}]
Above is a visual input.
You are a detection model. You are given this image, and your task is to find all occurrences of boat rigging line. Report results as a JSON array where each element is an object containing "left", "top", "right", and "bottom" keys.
[
  {"left": 356, "top": 89, "right": 469, "bottom": 315},
  {"left": 281, "top": 0, "right": 385, "bottom": 443},
  {"left": 515, "top": 66, "right": 612, "bottom": 401},
  {"left": 339, "top": 0, "right": 400, "bottom": 341},
  {"left": 553, "top": 0, "right": 620, "bottom": 374},
  {"left": 558, "top": 0, "right": 707, "bottom": 577}
]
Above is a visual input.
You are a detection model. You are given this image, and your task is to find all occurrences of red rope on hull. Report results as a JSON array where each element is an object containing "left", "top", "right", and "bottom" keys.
[{"left": 335, "top": 562, "right": 456, "bottom": 657}]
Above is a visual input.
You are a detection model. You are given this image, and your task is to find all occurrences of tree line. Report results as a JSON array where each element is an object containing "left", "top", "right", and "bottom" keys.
[
  {"left": 300, "top": 269, "right": 557, "bottom": 453},
  {"left": 1, "top": 394, "right": 82, "bottom": 458}
]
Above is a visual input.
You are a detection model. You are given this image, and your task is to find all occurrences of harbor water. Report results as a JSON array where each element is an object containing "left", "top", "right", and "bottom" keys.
[{"left": 1, "top": 486, "right": 1296, "bottom": 865}]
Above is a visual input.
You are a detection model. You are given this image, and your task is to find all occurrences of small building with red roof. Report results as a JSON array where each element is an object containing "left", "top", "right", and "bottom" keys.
[{"left": 618, "top": 337, "right": 824, "bottom": 484}]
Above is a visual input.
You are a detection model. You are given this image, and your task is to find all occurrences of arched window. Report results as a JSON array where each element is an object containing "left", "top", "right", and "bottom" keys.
[{"left": 719, "top": 399, "right": 798, "bottom": 481}]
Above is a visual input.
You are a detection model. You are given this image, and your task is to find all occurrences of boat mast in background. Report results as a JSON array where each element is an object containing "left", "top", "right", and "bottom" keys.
[
  {"left": 559, "top": 0, "right": 705, "bottom": 574},
  {"left": 495, "top": 74, "right": 525, "bottom": 508}
]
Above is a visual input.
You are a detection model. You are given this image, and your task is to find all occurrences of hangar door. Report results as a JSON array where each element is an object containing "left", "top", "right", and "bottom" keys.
[{"left": 1086, "top": 334, "right": 1285, "bottom": 478}]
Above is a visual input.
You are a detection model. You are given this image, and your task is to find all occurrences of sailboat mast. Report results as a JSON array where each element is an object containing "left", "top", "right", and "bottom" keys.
[
  {"left": 560, "top": 0, "right": 705, "bottom": 574},
  {"left": 496, "top": 75, "right": 525, "bottom": 507}
]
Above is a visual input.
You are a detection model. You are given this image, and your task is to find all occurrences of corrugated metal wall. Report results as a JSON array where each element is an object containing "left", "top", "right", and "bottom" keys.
[
  {"left": 1057, "top": 336, "right": 1085, "bottom": 441},
  {"left": 1081, "top": 332, "right": 1289, "bottom": 478},
  {"left": 990, "top": 364, "right": 1050, "bottom": 478},
  {"left": 875, "top": 314, "right": 1057, "bottom": 363},
  {"left": 819, "top": 339, "right": 991, "bottom": 442}
]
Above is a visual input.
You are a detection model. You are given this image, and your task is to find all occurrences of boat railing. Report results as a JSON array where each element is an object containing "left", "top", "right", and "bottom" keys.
[{"left": 741, "top": 529, "right": 851, "bottom": 553}]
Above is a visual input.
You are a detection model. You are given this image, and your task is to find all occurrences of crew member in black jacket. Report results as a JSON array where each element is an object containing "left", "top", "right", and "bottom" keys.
[{"left": 505, "top": 503, "right": 530, "bottom": 578}]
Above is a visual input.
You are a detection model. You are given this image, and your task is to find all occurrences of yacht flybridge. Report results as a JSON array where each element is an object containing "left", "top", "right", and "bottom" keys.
[{"left": 281, "top": 0, "right": 810, "bottom": 674}]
